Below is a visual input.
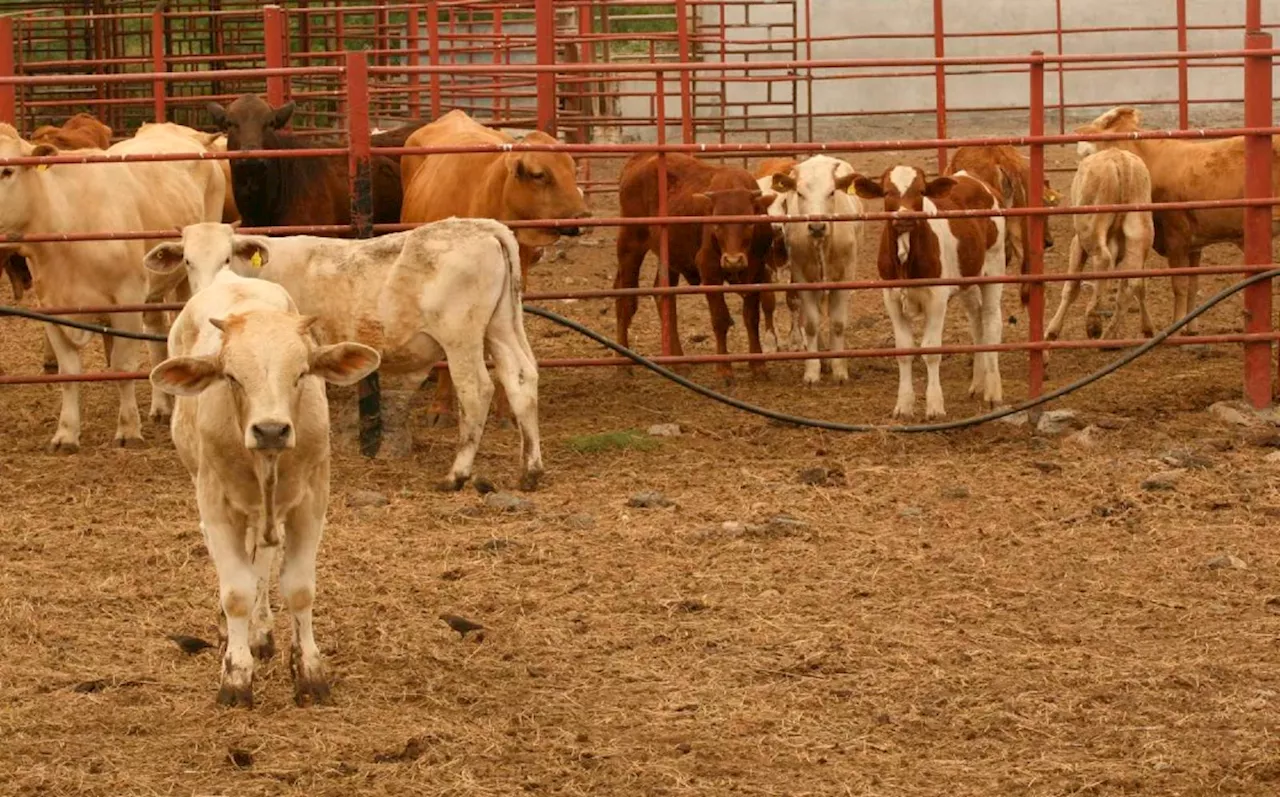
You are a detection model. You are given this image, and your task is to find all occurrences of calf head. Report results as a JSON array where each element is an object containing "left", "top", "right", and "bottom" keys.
[
  {"left": 1075, "top": 106, "right": 1141, "bottom": 157},
  {"left": 502, "top": 132, "right": 591, "bottom": 248},
  {"left": 770, "top": 154, "right": 857, "bottom": 241},
  {"left": 150, "top": 310, "right": 379, "bottom": 451},
  {"left": 144, "top": 222, "right": 270, "bottom": 295},
  {"left": 207, "top": 95, "right": 295, "bottom": 165},
  {"left": 854, "top": 165, "right": 954, "bottom": 262},
  {"left": 0, "top": 124, "right": 58, "bottom": 237},
  {"left": 689, "top": 188, "right": 776, "bottom": 272}
]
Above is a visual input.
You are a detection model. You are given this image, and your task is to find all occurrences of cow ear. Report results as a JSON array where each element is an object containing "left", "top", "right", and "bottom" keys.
[
  {"left": 209, "top": 317, "right": 229, "bottom": 333},
  {"left": 852, "top": 175, "right": 884, "bottom": 199},
  {"left": 771, "top": 172, "right": 796, "bottom": 193},
  {"left": 143, "top": 242, "right": 185, "bottom": 275},
  {"left": 150, "top": 356, "right": 220, "bottom": 397},
  {"left": 30, "top": 143, "right": 57, "bottom": 169},
  {"left": 232, "top": 235, "right": 270, "bottom": 268},
  {"left": 688, "top": 193, "right": 714, "bottom": 216},
  {"left": 207, "top": 102, "right": 229, "bottom": 130},
  {"left": 924, "top": 176, "right": 957, "bottom": 198},
  {"left": 753, "top": 192, "right": 777, "bottom": 214},
  {"left": 297, "top": 315, "right": 319, "bottom": 335},
  {"left": 270, "top": 101, "right": 296, "bottom": 129},
  {"left": 835, "top": 171, "right": 857, "bottom": 193},
  {"left": 309, "top": 342, "right": 381, "bottom": 386}
]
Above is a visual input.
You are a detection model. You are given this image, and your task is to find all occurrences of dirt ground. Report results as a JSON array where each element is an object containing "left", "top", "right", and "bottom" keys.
[{"left": 3, "top": 115, "right": 1280, "bottom": 797}]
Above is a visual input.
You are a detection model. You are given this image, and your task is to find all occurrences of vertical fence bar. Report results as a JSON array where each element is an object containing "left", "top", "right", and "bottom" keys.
[
  {"left": 675, "top": 0, "right": 693, "bottom": 143},
  {"left": 427, "top": 0, "right": 441, "bottom": 119},
  {"left": 150, "top": 10, "right": 166, "bottom": 122},
  {"left": 1027, "top": 51, "right": 1047, "bottom": 399},
  {"left": 1054, "top": 0, "right": 1066, "bottom": 134},
  {"left": 1243, "top": 28, "right": 1273, "bottom": 408},
  {"left": 0, "top": 17, "right": 15, "bottom": 126},
  {"left": 1247, "top": 0, "right": 1263, "bottom": 30},
  {"left": 1176, "top": 0, "right": 1189, "bottom": 130},
  {"left": 264, "top": 5, "right": 287, "bottom": 107},
  {"left": 535, "top": 0, "right": 557, "bottom": 135},
  {"left": 804, "top": 0, "right": 814, "bottom": 142},
  {"left": 407, "top": 8, "right": 421, "bottom": 121},
  {"left": 656, "top": 69, "right": 675, "bottom": 358},
  {"left": 346, "top": 50, "right": 381, "bottom": 457},
  {"left": 577, "top": 2, "right": 595, "bottom": 178},
  {"left": 932, "top": 0, "right": 947, "bottom": 173}
]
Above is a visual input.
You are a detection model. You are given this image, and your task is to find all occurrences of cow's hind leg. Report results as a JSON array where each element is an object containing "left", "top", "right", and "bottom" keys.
[
  {"left": 827, "top": 289, "right": 851, "bottom": 385},
  {"left": 46, "top": 324, "right": 85, "bottom": 453},
  {"left": 437, "top": 340, "right": 494, "bottom": 491},
  {"left": 425, "top": 369, "right": 457, "bottom": 428},
  {"left": 489, "top": 330, "right": 543, "bottom": 491},
  {"left": 959, "top": 286, "right": 985, "bottom": 399},
  {"left": 281, "top": 491, "right": 330, "bottom": 707}
]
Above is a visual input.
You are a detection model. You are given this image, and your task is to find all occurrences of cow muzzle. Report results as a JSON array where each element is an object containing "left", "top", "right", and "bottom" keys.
[
  {"left": 560, "top": 210, "right": 591, "bottom": 237},
  {"left": 720, "top": 253, "right": 748, "bottom": 271},
  {"left": 807, "top": 222, "right": 827, "bottom": 239},
  {"left": 891, "top": 219, "right": 915, "bottom": 235},
  {"left": 248, "top": 420, "right": 294, "bottom": 451}
]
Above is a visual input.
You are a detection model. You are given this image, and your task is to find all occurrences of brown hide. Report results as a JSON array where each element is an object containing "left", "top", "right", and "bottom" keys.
[{"left": 31, "top": 112, "right": 113, "bottom": 150}]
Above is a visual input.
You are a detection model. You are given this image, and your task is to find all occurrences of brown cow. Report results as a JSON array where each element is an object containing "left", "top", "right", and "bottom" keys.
[
  {"left": 399, "top": 109, "right": 589, "bottom": 425},
  {"left": 616, "top": 153, "right": 776, "bottom": 384},
  {"left": 946, "top": 145, "right": 1060, "bottom": 306},
  {"left": 1075, "top": 105, "right": 1280, "bottom": 331}
]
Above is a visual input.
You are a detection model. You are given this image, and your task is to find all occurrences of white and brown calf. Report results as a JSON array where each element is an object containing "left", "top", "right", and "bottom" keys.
[
  {"left": 768, "top": 155, "right": 861, "bottom": 385},
  {"left": 1046, "top": 149, "right": 1155, "bottom": 342},
  {"left": 150, "top": 269, "right": 380, "bottom": 708},
  {"left": 854, "top": 166, "right": 1006, "bottom": 419}
]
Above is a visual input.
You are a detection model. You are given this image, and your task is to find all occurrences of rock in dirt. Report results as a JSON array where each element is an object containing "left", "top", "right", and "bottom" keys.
[
  {"left": 647, "top": 423, "right": 683, "bottom": 437},
  {"left": 898, "top": 505, "right": 924, "bottom": 519},
  {"left": 1160, "top": 449, "right": 1214, "bottom": 470},
  {"left": 1204, "top": 553, "right": 1248, "bottom": 571},
  {"left": 1064, "top": 425, "right": 1100, "bottom": 448},
  {"left": 797, "top": 465, "right": 845, "bottom": 487},
  {"left": 483, "top": 491, "right": 535, "bottom": 513},
  {"left": 721, "top": 521, "right": 747, "bottom": 534},
  {"left": 347, "top": 490, "right": 389, "bottom": 509},
  {"left": 1141, "top": 469, "right": 1184, "bottom": 491},
  {"left": 997, "top": 411, "right": 1030, "bottom": 427},
  {"left": 628, "top": 491, "right": 674, "bottom": 509},
  {"left": 1035, "top": 409, "right": 1079, "bottom": 435},
  {"left": 1249, "top": 431, "right": 1280, "bottom": 448},
  {"left": 1265, "top": 451, "right": 1280, "bottom": 465},
  {"left": 1209, "top": 401, "right": 1260, "bottom": 428},
  {"left": 564, "top": 513, "right": 597, "bottom": 530},
  {"left": 765, "top": 513, "right": 808, "bottom": 530}
]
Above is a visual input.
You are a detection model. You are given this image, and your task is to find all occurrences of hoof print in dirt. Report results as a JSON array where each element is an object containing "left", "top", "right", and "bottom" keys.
[
  {"left": 483, "top": 491, "right": 535, "bottom": 513},
  {"left": 798, "top": 466, "right": 845, "bottom": 487},
  {"left": 227, "top": 748, "right": 254, "bottom": 769},
  {"left": 1141, "top": 469, "right": 1183, "bottom": 491},
  {"left": 346, "top": 490, "right": 390, "bottom": 508},
  {"left": 627, "top": 491, "right": 673, "bottom": 509}
]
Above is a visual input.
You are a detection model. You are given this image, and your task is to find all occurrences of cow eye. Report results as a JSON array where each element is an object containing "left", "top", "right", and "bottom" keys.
[
  {"left": 225, "top": 374, "right": 240, "bottom": 388},
  {"left": 0, "top": 168, "right": 12, "bottom": 179}
]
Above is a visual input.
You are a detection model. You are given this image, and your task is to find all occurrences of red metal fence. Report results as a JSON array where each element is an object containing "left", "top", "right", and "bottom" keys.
[{"left": 0, "top": 0, "right": 1277, "bottom": 414}]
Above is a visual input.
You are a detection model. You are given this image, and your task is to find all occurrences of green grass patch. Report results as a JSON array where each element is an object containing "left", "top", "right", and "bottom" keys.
[{"left": 564, "top": 430, "right": 660, "bottom": 454}]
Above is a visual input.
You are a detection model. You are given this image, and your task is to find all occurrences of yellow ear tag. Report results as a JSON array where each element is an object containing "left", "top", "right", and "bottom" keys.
[
  {"left": 249, "top": 251, "right": 263, "bottom": 269},
  {"left": 36, "top": 164, "right": 48, "bottom": 172}
]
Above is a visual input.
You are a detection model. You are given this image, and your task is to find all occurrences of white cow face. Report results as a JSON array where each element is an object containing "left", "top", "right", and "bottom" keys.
[
  {"left": 150, "top": 310, "right": 380, "bottom": 451},
  {"left": 771, "top": 155, "right": 857, "bottom": 241},
  {"left": 144, "top": 222, "right": 270, "bottom": 294},
  {"left": 0, "top": 125, "right": 56, "bottom": 236}
]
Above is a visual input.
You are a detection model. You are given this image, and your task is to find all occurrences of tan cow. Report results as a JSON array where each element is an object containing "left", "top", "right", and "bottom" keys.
[
  {"left": 400, "top": 110, "right": 588, "bottom": 426},
  {"left": 151, "top": 268, "right": 380, "bottom": 707},
  {"left": 148, "top": 219, "right": 544, "bottom": 490},
  {"left": 0, "top": 122, "right": 225, "bottom": 451},
  {"left": 1046, "top": 149, "right": 1155, "bottom": 342},
  {"left": 1075, "top": 106, "right": 1280, "bottom": 330}
]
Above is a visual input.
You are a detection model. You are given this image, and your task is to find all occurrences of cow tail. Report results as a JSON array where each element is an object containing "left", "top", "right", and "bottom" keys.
[{"left": 495, "top": 223, "right": 534, "bottom": 358}]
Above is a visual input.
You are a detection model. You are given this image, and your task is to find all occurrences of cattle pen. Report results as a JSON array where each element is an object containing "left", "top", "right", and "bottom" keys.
[{"left": 4, "top": 2, "right": 1280, "bottom": 796}]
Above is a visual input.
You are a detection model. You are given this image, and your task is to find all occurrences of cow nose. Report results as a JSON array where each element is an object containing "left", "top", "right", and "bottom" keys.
[
  {"left": 250, "top": 421, "right": 293, "bottom": 450},
  {"left": 807, "top": 222, "right": 826, "bottom": 238},
  {"left": 561, "top": 226, "right": 582, "bottom": 237},
  {"left": 720, "top": 253, "right": 747, "bottom": 269}
]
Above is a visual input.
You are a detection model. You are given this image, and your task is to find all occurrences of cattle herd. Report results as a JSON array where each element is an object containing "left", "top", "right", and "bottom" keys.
[{"left": 0, "top": 97, "right": 1269, "bottom": 706}]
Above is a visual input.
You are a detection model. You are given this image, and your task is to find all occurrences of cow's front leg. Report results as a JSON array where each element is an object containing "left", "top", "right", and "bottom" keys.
[
  {"left": 827, "top": 288, "right": 851, "bottom": 384},
  {"left": 921, "top": 288, "right": 950, "bottom": 420},
  {"left": 979, "top": 281, "right": 1005, "bottom": 407},
  {"left": 958, "top": 286, "right": 985, "bottom": 399},
  {"left": 705, "top": 290, "right": 735, "bottom": 385},
  {"left": 282, "top": 489, "right": 330, "bottom": 707},
  {"left": 799, "top": 288, "right": 823, "bottom": 386},
  {"left": 200, "top": 499, "right": 257, "bottom": 708},
  {"left": 742, "top": 288, "right": 767, "bottom": 380},
  {"left": 46, "top": 324, "right": 85, "bottom": 453},
  {"left": 882, "top": 289, "right": 916, "bottom": 419},
  {"left": 760, "top": 288, "right": 780, "bottom": 353}
]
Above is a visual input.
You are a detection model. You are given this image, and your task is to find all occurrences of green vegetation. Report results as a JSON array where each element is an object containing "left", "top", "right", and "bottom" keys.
[{"left": 564, "top": 430, "right": 661, "bottom": 454}]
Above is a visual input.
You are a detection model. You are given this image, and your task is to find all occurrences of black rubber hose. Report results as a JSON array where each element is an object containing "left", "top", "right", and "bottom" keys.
[{"left": 5, "top": 266, "right": 1276, "bottom": 433}]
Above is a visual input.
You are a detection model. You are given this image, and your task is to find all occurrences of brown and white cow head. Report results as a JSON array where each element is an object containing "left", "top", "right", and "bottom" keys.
[
  {"left": 150, "top": 310, "right": 380, "bottom": 451},
  {"left": 1074, "top": 106, "right": 1141, "bottom": 157},
  {"left": 770, "top": 154, "right": 857, "bottom": 241},
  {"left": 144, "top": 222, "right": 270, "bottom": 295},
  {"left": 207, "top": 95, "right": 296, "bottom": 160},
  {"left": 0, "top": 124, "right": 58, "bottom": 237},
  {"left": 501, "top": 130, "right": 591, "bottom": 248},
  {"left": 854, "top": 165, "right": 954, "bottom": 262},
  {"left": 688, "top": 187, "right": 776, "bottom": 272}
]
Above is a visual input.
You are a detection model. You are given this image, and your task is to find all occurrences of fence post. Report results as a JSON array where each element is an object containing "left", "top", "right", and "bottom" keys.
[
  {"left": 1176, "top": 0, "right": 1188, "bottom": 130},
  {"left": 407, "top": 7, "right": 421, "bottom": 121},
  {"left": 151, "top": 10, "right": 166, "bottom": 122},
  {"left": 0, "top": 17, "right": 15, "bottom": 126},
  {"left": 675, "top": 0, "right": 693, "bottom": 143},
  {"left": 264, "top": 5, "right": 287, "bottom": 108},
  {"left": 534, "top": 0, "right": 557, "bottom": 135},
  {"left": 1053, "top": 0, "right": 1066, "bottom": 134},
  {"left": 427, "top": 0, "right": 441, "bottom": 119},
  {"left": 1243, "top": 28, "right": 1273, "bottom": 408},
  {"left": 655, "top": 70, "right": 675, "bottom": 358},
  {"left": 346, "top": 50, "right": 381, "bottom": 456},
  {"left": 1027, "top": 51, "right": 1046, "bottom": 400},
  {"left": 932, "top": 0, "right": 947, "bottom": 173}
]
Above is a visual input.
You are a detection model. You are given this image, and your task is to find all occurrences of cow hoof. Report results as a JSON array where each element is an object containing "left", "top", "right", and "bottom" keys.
[
  {"left": 518, "top": 470, "right": 543, "bottom": 492},
  {"left": 149, "top": 410, "right": 172, "bottom": 426},
  {"left": 425, "top": 411, "right": 456, "bottom": 429},
  {"left": 215, "top": 682, "right": 254, "bottom": 709},
  {"left": 114, "top": 435, "right": 145, "bottom": 449},
  {"left": 47, "top": 439, "right": 79, "bottom": 455},
  {"left": 251, "top": 632, "right": 275, "bottom": 662},
  {"left": 294, "top": 677, "right": 331, "bottom": 708},
  {"left": 42, "top": 361, "right": 58, "bottom": 375},
  {"left": 435, "top": 475, "right": 467, "bottom": 492}
]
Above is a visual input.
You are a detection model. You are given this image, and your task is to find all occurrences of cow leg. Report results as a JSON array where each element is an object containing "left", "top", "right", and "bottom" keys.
[
  {"left": 281, "top": 491, "right": 329, "bottom": 707},
  {"left": 107, "top": 316, "right": 145, "bottom": 447},
  {"left": 786, "top": 288, "right": 804, "bottom": 351},
  {"left": 1045, "top": 234, "right": 1085, "bottom": 342},
  {"left": 979, "top": 281, "right": 1005, "bottom": 407},
  {"left": 1082, "top": 230, "right": 1115, "bottom": 340},
  {"left": 1121, "top": 215, "right": 1155, "bottom": 338},
  {"left": 489, "top": 326, "right": 544, "bottom": 491},
  {"left": 438, "top": 342, "right": 494, "bottom": 491},
  {"left": 761, "top": 288, "right": 780, "bottom": 353},
  {"left": 705, "top": 290, "right": 735, "bottom": 385},
  {"left": 41, "top": 336, "right": 57, "bottom": 374},
  {"left": 883, "top": 289, "right": 916, "bottom": 419},
  {"left": 921, "top": 288, "right": 949, "bottom": 420},
  {"left": 827, "top": 289, "right": 850, "bottom": 385},
  {"left": 201, "top": 505, "right": 256, "bottom": 708},
  {"left": 742, "top": 290, "right": 767, "bottom": 380},
  {"left": 614, "top": 227, "right": 648, "bottom": 353},
  {"left": 46, "top": 324, "right": 84, "bottom": 453},
  {"left": 799, "top": 288, "right": 823, "bottom": 386},
  {"left": 249, "top": 541, "right": 277, "bottom": 662},
  {"left": 425, "top": 368, "right": 457, "bottom": 428},
  {"left": 959, "top": 286, "right": 986, "bottom": 399},
  {"left": 1168, "top": 245, "right": 1195, "bottom": 333},
  {"left": 142, "top": 306, "right": 173, "bottom": 424},
  {"left": 1184, "top": 249, "right": 1203, "bottom": 335}
]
